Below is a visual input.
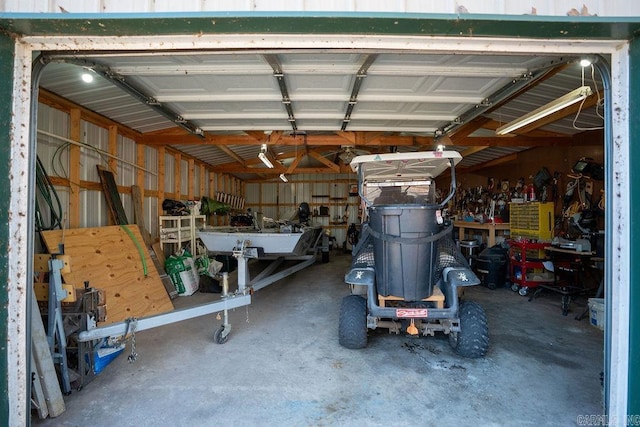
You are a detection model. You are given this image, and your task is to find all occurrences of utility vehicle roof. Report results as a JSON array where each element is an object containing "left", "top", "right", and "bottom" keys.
[{"left": 350, "top": 151, "right": 462, "bottom": 182}]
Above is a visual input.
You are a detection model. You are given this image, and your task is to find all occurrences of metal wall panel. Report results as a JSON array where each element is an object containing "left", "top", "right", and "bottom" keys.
[
  {"left": 194, "top": 166, "right": 201, "bottom": 198},
  {"left": 80, "top": 189, "right": 108, "bottom": 228},
  {"left": 4, "top": 0, "right": 640, "bottom": 16},
  {"left": 201, "top": 169, "right": 209, "bottom": 196},
  {"left": 116, "top": 134, "right": 136, "bottom": 187},
  {"left": 36, "top": 103, "right": 70, "bottom": 179},
  {"left": 245, "top": 184, "right": 261, "bottom": 206},
  {"left": 164, "top": 153, "right": 175, "bottom": 195},
  {"left": 261, "top": 183, "right": 278, "bottom": 204},
  {"left": 80, "top": 121, "right": 108, "bottom": 182},
  {"left": 180, "top": 158, "right": 188, "bottom": 196},
  {"left": 147, "top": 196, "right": 158, "bottom": 238},
  {"left": 145, "top": 145, "right": 158, "bottom": 191}
]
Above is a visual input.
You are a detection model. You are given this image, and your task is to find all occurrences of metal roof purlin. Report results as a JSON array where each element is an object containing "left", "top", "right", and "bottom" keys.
[
  {"left": 263, "top": 54, "right": 297, "bottom": 132},
  {"left": 40, "top": 54, "right": 206, "bottom": 138},
  {"left": 341, "top": 54, "right": 378, "bottom": 131}
]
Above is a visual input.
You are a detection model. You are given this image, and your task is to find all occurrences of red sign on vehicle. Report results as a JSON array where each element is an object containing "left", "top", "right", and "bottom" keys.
[{"left": 396, "top": 308, "right": 428, "bottom": 318}]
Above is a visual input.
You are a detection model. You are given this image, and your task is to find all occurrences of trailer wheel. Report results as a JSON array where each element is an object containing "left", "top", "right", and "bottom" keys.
[
  {"left": 214, "top": 326, "right": 229, "bottom": 344},
  {"left": 449, "top": 301, "right": 489, "bottom": 358},
  {"left": 339, "top": 295, "right": 368, "bottom": 349}
]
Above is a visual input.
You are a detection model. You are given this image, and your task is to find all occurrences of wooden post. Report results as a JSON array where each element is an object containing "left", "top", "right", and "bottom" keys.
[
  {"left": 157, "top": 146, "right": 165, "bottom": 219},
  {"left": 174, "top": 152, "right": 181, "bottom": 201},
  {"left": 188, "top": 158, "right": 195, "bottom": 201},
  {"left": 199, "top": 164, "right": 206, "bottom": 200},
  {"left": 68, "top": 109, "right": 81, "bottom": 228},
  {"left": 31, "top": 289, "right": 65, "bottom": 418}
]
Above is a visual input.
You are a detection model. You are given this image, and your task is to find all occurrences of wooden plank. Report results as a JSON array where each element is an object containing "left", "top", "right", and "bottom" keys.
[
  {"left": 131, "top": 185, "right": 152, "bottom": 246},
  {"left": 33, "top": 282, "right": 77, "bottom": 303},
  {"left": 97, "top": 165, "right": 129, "bottom": 225},
  {"left": 157, "top": 146, "right": 166, "bottom": 218},
  {"left": 378, "top": 286, "right": 445, "bottom": 309},
  {"left": 31, "top": 353, "right": 49, "bottom": 419},
  {"left": 69, "top": 109, "right": 82, "bottom": 228},
  {"left": 40, "top": 225, "right": 174, "bottom": 325},
  {"left": 150, "top": 242, "right": 177, "bottom": 300},
  {"left": 31, "top": 289, "right": 65, "bottom": 417},
  {"left": 34, "top": 254, "right": 71, "bottom": 274}
]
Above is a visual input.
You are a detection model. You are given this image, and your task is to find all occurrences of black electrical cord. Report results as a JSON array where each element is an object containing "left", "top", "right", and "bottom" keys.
[{"left": 35, "top": 155, "right": 64, "bottom": 231}]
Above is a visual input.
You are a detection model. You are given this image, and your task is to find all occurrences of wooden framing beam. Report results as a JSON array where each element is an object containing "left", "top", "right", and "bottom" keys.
[
  {"left": 68, "top": 109, "right": 81, "bottom": 228},
  {"left": 308, "top": 149, "right": 340, "bottom": 172}
]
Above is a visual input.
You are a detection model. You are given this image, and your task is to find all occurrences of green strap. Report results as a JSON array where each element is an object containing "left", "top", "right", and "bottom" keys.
[{"left": 120, "top": 224, "right": 148, "bottom": 276}]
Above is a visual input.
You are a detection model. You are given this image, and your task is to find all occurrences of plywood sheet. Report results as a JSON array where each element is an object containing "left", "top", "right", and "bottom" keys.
[{"left": 40, "top": 225, "right": 174, "bottom": 325}]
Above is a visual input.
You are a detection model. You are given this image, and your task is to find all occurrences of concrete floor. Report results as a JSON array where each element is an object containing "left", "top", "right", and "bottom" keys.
[{"left": 33, "top": 251, "right": 604, "bottom": 427}]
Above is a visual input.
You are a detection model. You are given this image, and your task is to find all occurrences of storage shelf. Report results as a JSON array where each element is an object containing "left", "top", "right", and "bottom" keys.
[{"left": 159, "top": 215, "right": 206, "bottom": 255}]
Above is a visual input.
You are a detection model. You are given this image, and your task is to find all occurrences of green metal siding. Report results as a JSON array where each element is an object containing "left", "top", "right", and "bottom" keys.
[
  {"left": 628, "top": 35, "right": 640, "bottom": 418},
  {"left": 0, "top": 13, "right": 639, "bottom": 39},
  {"left": 0, "top": 33, "right": 13, "bottom": 423}
]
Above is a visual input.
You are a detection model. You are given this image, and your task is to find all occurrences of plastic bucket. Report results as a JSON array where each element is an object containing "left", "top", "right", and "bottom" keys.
[
  {"left": 588, "top": 298, "right": 605, "bottom": 331},
  {"left": 369, "top": 205, "right": 440, "bottom": 301}
]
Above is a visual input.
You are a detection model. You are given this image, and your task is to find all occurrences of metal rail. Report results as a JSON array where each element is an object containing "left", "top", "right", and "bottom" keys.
[{"left": 77, "top": 292, "right": 251, "bottom": 342}]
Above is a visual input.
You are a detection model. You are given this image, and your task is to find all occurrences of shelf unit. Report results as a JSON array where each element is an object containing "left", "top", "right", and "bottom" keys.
[
  {"left": 159, "top": 215, "right": 207, "bottom": 256},
  {"left": 509, "top": 202, "right": 554, "bottom": 241},
  {"left": 508, "top": 239, "right": 554, "bottom": 292}
]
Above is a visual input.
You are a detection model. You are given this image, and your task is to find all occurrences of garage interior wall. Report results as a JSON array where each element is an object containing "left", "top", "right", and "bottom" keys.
[{"left": 35, "top": 97, "right": 244, "bottom": 237}]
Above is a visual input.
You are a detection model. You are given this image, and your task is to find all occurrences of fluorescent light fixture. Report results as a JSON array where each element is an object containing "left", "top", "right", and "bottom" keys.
[
  {"left": 279, "top": 173, "right": 288, "bottom": 182},
  {"left": 258, "top": 152, "right": 274, "bottom": 168},
  {"left": 495, "top": 86, "right": 593, "bottom": 135}
]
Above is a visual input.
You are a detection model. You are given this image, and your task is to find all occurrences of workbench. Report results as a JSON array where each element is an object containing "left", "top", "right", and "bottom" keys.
[{"left": 453, "top": 221, "right": 510, "bottom": 247}]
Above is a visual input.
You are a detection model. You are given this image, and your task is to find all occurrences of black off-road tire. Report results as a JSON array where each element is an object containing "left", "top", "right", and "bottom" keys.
[
  {"left": 339, "top": 295, "right": 368, "bottom": 349},
  {"left": 449, "top": 301, "right": 489, "bottom": 358}
]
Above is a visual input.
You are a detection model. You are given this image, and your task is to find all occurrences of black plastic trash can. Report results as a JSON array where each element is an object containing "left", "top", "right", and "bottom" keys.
[
  {"left": 369, "top": 205, "right": 440, "bottom": 301},
  {"left": 475, "top": 244, "right": 509, "bottom": 290}
]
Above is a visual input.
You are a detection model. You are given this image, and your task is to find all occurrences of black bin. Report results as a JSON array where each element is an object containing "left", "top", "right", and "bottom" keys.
[
  {"left": 369, "top": 205, "right": 440, "bottom": 301},
  {"left": 475, "top": 244, "right": 508, "bottom": 290}
]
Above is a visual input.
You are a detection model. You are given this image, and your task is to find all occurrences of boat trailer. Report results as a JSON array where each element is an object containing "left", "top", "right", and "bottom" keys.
[{"left": 77, "top": 226, "right": 328, "bottom": 346}]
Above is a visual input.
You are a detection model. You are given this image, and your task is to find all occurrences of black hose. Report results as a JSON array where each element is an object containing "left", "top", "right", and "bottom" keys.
[{"left": 35, "top": 155, "right": 64, "bottom": 231}]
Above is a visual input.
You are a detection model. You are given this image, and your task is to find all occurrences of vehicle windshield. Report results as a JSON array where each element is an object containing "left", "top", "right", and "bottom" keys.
[{"left": 364, "top": 180, "right": 435, "bottom": 206}]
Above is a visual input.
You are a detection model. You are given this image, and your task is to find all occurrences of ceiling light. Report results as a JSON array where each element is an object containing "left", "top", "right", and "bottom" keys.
[
  {"left": 579, "top": 58, "right": 593, "bottom": 67},
  {"left": 279, "top": 173, "right": 288, "bottom": 182},
  {"left": 258, "top": 144, "right": 274, "bottom": 168},
  {"left": 258, "top": 152, "right": 274, "bottom": 168},
  {"left": 81, "top": 72, "right": 94, "bottom": 83},
  {"left": 495, "top": 86, "right": 593, "bottom": 135}
]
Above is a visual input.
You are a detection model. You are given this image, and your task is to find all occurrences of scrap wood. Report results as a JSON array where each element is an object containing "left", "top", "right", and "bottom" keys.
[
  {"left": 131, "top": 184, "right": 152, "bottom": 246},
  {"left": 40, "top": 225, "right": 174, "bottom": 325},
  {"left": 97, "top": 165, "right": 128, "bottom": 225}
]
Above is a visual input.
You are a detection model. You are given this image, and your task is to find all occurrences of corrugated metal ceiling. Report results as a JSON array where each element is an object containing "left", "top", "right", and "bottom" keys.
[{"left": 38, "top": 50, "right": 605, "bottom": 179}]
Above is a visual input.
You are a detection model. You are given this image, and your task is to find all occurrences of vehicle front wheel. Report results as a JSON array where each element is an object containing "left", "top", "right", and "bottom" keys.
[
  {"left": 339, "top": 295, "right": 368, "bottom": 349},
  {"left": 449, "top": 301, "right": 489, "bottom": 358}
]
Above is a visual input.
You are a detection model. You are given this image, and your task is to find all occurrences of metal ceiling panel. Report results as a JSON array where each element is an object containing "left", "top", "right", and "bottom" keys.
[{"left": 37, "top": 50, "right": 604, "bottom": 179}]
